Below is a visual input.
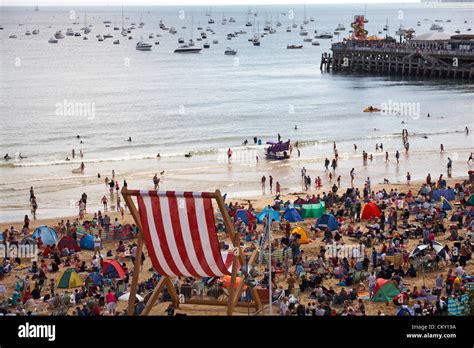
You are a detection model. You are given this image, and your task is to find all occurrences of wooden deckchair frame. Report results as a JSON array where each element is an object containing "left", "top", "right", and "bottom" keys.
[{"left": 121, "top": 188, "right": 262, "bottom": 316}]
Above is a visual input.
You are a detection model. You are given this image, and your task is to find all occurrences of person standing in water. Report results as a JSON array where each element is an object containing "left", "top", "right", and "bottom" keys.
[
  {"left": 269, "top": 176, "right": 273, "bottom": 192},
  {"left": 440, "top": 144, "right": 444, "bottom": 153},
  {"left": 261, "top": 176, "right": 266, "bottom": 194},
  {"left": 395, "top": 150, "right": 400, "bottom": 164},
  {"left": 406, "top": 172, "right": 411, "bottom": 186},
  {"left": 80, "top": 162, "right": 85, "bottom": 172},
  {"left": 227, "top": 148, "right": 233, "bottom": 162}
]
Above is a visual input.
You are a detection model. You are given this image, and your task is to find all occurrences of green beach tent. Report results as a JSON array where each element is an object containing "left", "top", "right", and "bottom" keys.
[
  {"left": 301, "top": 202, "right": 326, "bottom": 219},
  {"left": 56, "top": 268, "right": 84, "bottom": 289},
  {"left": 371, "top": 278, "right": 400, "bottom": 302}
]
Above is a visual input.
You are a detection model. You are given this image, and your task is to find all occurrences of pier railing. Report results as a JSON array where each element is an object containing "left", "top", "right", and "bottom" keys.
[{"left": 331, "top": 43, "right": 474, "bottom": 57}]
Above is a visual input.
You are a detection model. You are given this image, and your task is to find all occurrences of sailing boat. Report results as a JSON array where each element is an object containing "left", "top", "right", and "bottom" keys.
[
  {"left": 139, "top": 14, "right": 145, "bottom": 28},
  {"left": 303, "top": 5, "right": 309, "bottom": 25},
  {"left": 276, "top": 13, "right": 282, "bottom": 27},
  {"left": 383, "top": 18, "right": 389, "bottom": 31},
  {"left": 83, "top": 11, "right": 91, "bottom": 34},
  {"left": 34, "top": 5, "right": 39, "bottom": 11},
  {"left": 292, "top": 10, "right": 297, "bottom": 28},
  {"left": 121, "top": 6, "right": 127, "bottom": 36},
  {"left": 208, "top": 8, "right": 214, "bottom": 24},
  {"left": 253, "top": 20, "right": 260, "bottom": 46},
  {"left": 245, "top": 7, "right": 252, "bottom": 27},
  {"left": 222, "top": 13, "right": 227, "bottom": 25},
  {"left": 174, "top": 16, "right": 202, "bottom": 53},
  {"left": 114, "top": 16, "right": 119, "bottom": 30}
]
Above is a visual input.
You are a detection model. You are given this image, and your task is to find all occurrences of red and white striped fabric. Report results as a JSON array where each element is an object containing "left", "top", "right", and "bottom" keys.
[{"left": 136, "top": 191, "right": 237, "bottom": 278}]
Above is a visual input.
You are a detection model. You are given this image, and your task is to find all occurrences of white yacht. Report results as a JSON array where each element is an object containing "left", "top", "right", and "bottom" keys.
[
  {"left": 312, "top": 40, "right": 320, "bottom": 46},
  {"left": 335, "top": 24, "right": 345, "bottom": 31},
  {"left": 104, "top": 33, "right": 113, "bottom": 38},
  {"left": 74, "top": 32, "right": 81, "bottom": 36},
  {"left": 149, "top": 33, "right": 154, "bottom": 39},
  {"left": 203, "top": 41, "right": 210, "bottom": 48},
  {"left": 97, "top": 35, "right": 104, "bottom": 41},
  {"left": 208, "top": 18, "right": 215, "bottom": 24},
  {"left": 66, "top": 28, "right": 74, "bottom": 36},
  {"left": 299, "top": 29, "right": 308, "bottom": 36},
  {"left": 316, "top": 32, "right": 333, "bottom": 39},
  {"left": 113, "top": 39, "right": 120, "bottom": 44},
  {"left": 430, "top": 23, "right": 443, "bottom": 31},
  {"left": 48, "top": 37, "right": 58, "bottom": 43},
  {"left": 229, "top": 17, "right": 236, "bottom": 23},
  {"left": 286, "top": 27, "right": 291, "bottom": 32},
  {"left": 32, "top": 29, "right": 39, "bottom": 35},
  {"left": 169, "top": 27, "right": 177, "bottom": 34},
  {"left": 395, "top": 25, "right": 406, "bottom": 36},
  {"left": 178, "top": 37, "right": 185, "bottom": 43},
  {"left": 252, "top": 36, "right": 260, "bottom": 46},
  {"left": 174, "top": 44, "right": 202, "bottom": 53},
  {"left": 136, "top": 41, "right": 152, "bottom": 50},
  {"left": 9, "top": 34, "right": 17, "bottom": 38},
  {"left": 25, "top": 30, "right": 31, "bottom": 35},
  {"left": 224, "top": 47, "right": 237, "bottom": 55},
  {"left": 212, "top": 39, "right": 218, "bottom": 44}
]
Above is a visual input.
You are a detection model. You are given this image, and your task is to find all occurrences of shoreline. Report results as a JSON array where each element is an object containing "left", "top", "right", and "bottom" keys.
[{"left": 0, "top": 176, "right": 466, "bottom": 229}]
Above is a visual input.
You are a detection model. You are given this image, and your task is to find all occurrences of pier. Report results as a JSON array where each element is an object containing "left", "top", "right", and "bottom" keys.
[{"left": 322, "top": 34, "right": 474, "bottom": 79}]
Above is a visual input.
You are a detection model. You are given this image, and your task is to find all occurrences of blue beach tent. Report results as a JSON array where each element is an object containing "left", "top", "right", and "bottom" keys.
[
  {"left": 32, "top": 225, "right": 58, "bottom": 246},
  {"left": 315, "top": 214, "right": 339, "bottom": 231},
  {"left": 257, "top": 207, "right": 280, "bottom": 223},
  {"left": 80, "top": 234, "right": 95, "bottom": 250},
  {"left": 283, "top": 208, "right": 303, "bottom": 222}
]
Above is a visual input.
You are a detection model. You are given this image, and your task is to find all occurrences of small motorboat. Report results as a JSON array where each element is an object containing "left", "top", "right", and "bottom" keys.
[
  {"left": 287, "top": 44, "right": 303, "bottom": 49},
  {"left": 224, "top": 47, "right": 237, "bottom": 55},
  {"left": 113, "top": 39, "right": 120, "bottom": 44},
  {"left": 312, "top": 40, "right": 320, "bottom": 46},
  {"left": 48, "top": 37, "right": 58, "bottom": 43},
  {"left": 203, "top": 41, "right": 210, "bottom": 48},
  {"left": 136, "top": 41, "right": 152, "bottom": 50}
]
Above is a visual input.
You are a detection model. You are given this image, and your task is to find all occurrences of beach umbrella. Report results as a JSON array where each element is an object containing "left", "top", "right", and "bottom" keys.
[
  {"left": 118, "top": 292, "right": 144, "bottom": 302},
  {"left": 409, "top": 244, "right": 429, "bottom": 258},
  {"left": 432, "top": 243, "right": 449, "bottom": 260}
]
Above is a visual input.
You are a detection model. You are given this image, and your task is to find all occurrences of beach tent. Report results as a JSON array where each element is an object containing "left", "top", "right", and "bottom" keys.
[
  {"left": 56, "top": 268, "right": 83, "bottom": 289},
  {"left": 80, "top": 234, "right": 95, "bottom": 250},
  {"left": 291, "top": 227, "right": 309, "bottom": 244},
  {"left": 371, "top": 278, "right": 400, "bottom": 302},
  {"left": 283, "top": 208, "right": 303, "bottom": 222},
  {"left": 432, "top": 189, "right": 455, "bottom": 202},
  {"left": 32, "top": 225, "right": 58, "bottom": 246},
  {"left": 301, "top": 202, "right": 326, "bottom": 219},
  {"left": 467, "top": 194, "right": 474, "bottom": 206},
  {"left": 20, "top": 236, "right": 37, "bottom": 246},
  {"left": 85, "top": 272, "right": 103, "bottom": 287},
  {"left": 315, "top": 214, "right": 339, "bottom": 231},
  {"left": 441, "top": 197, "right": 452, "bottom": 211},
  {"left": 102, "top": 260, "right": 125, "bottom": 279},
  {"left": 233, "top": 209, "right": 255, "bottom": 225},
  {"left": 57, "top": 236, "right": 80, "bottom": 252},
  {"left": 257, "top": 207, "right": 280, "bottom": 223},
  {"left": 361, "top": 202, "right": 381, "bottom": 220}
]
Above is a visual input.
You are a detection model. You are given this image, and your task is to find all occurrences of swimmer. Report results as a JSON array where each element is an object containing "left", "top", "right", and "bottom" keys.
[
  {"left": 65, "top": 157, "right": 71, "bottom": 161},
  {"left": 4, "top": 153, "right": 11, "bottom": 160},
  {"left": 295, "top": 125, "right": 298, "bottom": 130},
  {"left": 185, "top": 152, "right": 192, "bottom": 158},
  {"left": 156, "top": 153, "right": 161, "bottom": 158},
  {"left": 76, "top": 135, "right": 81, "bottom": 138},
  {"left": 127, "top": 137, "right": 132, "bottom": 142},
  {"left": 18, "top": 153, "right": 26, "bottom": 159}
]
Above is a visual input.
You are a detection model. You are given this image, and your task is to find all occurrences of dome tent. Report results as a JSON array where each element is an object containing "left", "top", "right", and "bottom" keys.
[
  {"left": 291, "top": 227, "right": 309, "bottom": 244},
  {"left": 80, "top": 234, "right": 95, "bottom": 250},
  {"left": 32, "top": 225, "right": 58, "bottom": 246},
  {"left": 371, "top": 278, "right": 400, "bottom": 302},
  {"left": 315, "top": 214, "right": 339, "bottom": 231},
  {"left": 361, "top": 202, "right": 381, "bottom": 220},
  {"left": 257, "top": 207, "right": 280, "bottom": 223},
  {"left": 282, "top": 207, "right": 303, "bottom": 222},
  {"left": 57, "top": 235, "right": 80, "bottom": 252}
]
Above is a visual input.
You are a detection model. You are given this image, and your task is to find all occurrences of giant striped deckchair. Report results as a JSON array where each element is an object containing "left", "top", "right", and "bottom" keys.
[{"left": 122, "top": 188, "right": 262, "bottom": 316}]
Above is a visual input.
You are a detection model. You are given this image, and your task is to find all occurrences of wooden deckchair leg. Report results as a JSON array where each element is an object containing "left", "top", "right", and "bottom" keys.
[
  {"left": 164, "top": 276, "right": 179, "bottom": 308},
  {"left": 141, "top": 276, "right": 166, "bottom": 316},
  {"left": 121, "top": 188, "right": 146, "bottom": 316}
]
